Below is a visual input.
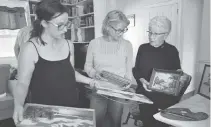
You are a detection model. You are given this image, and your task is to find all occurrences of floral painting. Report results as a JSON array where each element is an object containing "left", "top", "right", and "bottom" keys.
[{"left": 149, "top": 69, "right": 182, "bottom": 96}]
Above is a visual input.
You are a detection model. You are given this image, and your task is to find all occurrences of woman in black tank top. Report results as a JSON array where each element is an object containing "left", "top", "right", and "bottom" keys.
[{"left": 13, "top": 0, "right": 98, "bottom": 124}]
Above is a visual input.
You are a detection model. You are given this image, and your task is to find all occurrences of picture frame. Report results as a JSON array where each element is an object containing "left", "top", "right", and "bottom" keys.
[
  {"left": 148, "top": 68, "right": 183, "bottom": 96},
  {"left": 127, "top": 14, "right": 135, "bottom": 27},
  {"left": 96, "top": 87, "right": 153, "bottom": 104},
  {"left": 198, "top": 64, "right": 210, "bottom": 99},
  {"left": 17, "top": 103, "right": 96, "bottom": 127}
]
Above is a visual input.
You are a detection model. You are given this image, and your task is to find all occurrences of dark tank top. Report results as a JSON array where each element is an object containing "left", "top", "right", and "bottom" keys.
[{"left": 27, "top": 40, "right": 78, "bottom": 107}]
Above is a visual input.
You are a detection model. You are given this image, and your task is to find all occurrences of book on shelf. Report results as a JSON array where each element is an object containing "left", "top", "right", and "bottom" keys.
[
  {"left": 17, "top": 103, "right": 96, "bottom": 127},
  {"left": 80, "top": 19, "right": 86, "bottom": 27},
  {"left": 77, "top": 5, "right": 84, "bottom": 15},
  {"left": 67, "top": 7, "right": 72, "bottom": 17},
  {"left": 83, "top": 16, "right": 94, "bottom": 26},
  {"left": 72, "top": 6, "right": 78, "bottom": 17},
  {"left": 31, "top": 4, "right": 36, "bottom": 14}
]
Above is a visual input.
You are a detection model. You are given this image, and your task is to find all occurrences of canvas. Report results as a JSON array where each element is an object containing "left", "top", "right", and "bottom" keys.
[
  {"left": 198, "top": 64, "right": 210, "bottom": 99},
  {"left": 148, "top": 68, "right": 183, "bottom": 96},
  {"left": 96, "top": 87, "right": 153, "bottom": 104},
  {"left": 17, "top": 103, "right": 96, "bottom": 127}
]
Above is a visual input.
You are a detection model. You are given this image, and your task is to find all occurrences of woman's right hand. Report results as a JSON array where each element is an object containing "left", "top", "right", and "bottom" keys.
[{"left": 13, "top": 104, "right": 24, "bottom": 125}]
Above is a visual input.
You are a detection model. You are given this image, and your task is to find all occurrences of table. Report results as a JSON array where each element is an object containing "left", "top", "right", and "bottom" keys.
[{"left": 153, "top": 94, "right": 210, "bottom": 127}]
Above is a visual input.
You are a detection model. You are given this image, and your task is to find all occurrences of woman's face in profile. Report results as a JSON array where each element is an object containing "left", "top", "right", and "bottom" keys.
[
  {"left": 45, "top": 12, "right": 69, "bottom": 39},
  {"left": 108, "top": 21, "right": 128, "bottom": 41},
  {"left": 148, "top": 26, "right": 168, "bottom": 47}
]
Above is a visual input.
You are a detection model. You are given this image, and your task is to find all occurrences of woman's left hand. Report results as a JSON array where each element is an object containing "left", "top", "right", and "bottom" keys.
[
  {"left": 89, "top": 79, "right": 100, "bottom": 90},
  {"left": 177, "top": 69, "right": 189, "bottom": 84}
]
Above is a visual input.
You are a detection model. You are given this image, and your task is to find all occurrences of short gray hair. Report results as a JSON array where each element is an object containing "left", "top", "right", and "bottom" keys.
[
  {"left": 149, "top": 16, "right": 171, "bottom": 33},
  {"left": 102, "top": 10, "right": 130, "bottom": 36}
]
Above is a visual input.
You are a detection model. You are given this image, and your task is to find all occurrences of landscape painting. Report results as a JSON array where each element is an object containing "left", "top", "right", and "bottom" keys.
[
  {"left": 149, "top": 69, "right": 182, "bottom": 96},
  {"left": 17, "top": 103, "right": 96, "bottom": 127}
]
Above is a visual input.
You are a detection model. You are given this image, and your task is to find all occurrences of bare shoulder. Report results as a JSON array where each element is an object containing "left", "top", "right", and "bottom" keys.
[
  {"left": 22, "top": 40, "right": 37, "bottom": 54},
  {"left": 20, "top": 39, "right": 38, "bottom": 62}
]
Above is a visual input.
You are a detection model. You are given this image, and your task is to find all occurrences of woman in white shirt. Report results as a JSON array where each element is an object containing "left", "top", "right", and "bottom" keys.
[{"left": 84, "top": 10, "right": 133, "bottom": 127}]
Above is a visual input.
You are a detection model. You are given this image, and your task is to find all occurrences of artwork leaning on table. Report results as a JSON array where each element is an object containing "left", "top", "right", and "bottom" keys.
[{"left": 17, "top": 103, "right": 96, "bottom": 127}]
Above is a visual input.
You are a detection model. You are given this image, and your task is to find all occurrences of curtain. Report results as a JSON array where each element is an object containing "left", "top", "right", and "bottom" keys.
[{"left": 0, "top": 6, "right": 26, "bottom": 30}]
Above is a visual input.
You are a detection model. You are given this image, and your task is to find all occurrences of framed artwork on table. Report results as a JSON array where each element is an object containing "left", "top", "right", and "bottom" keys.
[
  {"left": 198, "top": 64, "right": 210, "bottom": 99},
  {"left": 148, "top": 68, "right": 183, "bottom": 96}
]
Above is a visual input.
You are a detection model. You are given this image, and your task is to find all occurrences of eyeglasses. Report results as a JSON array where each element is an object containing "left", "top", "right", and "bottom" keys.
[
  {"left": 48, "top": 21, "right": 72, "bottom": 31},
  {"left": 110, "top": 25, "right": 128, "bottom": 34},
  {"left": 147, "top": 31, "right": 167, "bottom": 36}
]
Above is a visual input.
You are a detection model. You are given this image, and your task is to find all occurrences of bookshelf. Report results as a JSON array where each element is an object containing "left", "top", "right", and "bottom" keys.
[
  {"left": 62, "top": 0, "right": 95, "bottom": 43},
  {"left": 28, "top": 0, "right": 38, "bottom": 24},
  {"left": 28, "top": 0, "right": 95, "bottom": 43}
]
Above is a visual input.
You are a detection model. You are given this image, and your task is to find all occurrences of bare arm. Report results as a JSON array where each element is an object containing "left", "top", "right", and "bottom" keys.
[
  {"left": 14, "top": 30, "right": 23, "bottom": 59},
  {"left": 84, "top": 40, "right": 97, "bottom": 78},
  {"left": 125, "top": 41, "right": 133, "bottom": 81},
  {"left": 67, "top": 40, "right": 93, "bottom": 85},
  {"left": 14, "top": 42, "right": 37, "bottom": 107},
  {"left": 14, "top": 42, "right": 20, "bottom": 59}
]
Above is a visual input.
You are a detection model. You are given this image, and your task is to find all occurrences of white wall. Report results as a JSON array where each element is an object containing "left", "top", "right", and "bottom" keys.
[
  {"left": 179, "top": 0, "right": 203, "bottom": 93},
  {"left": 194, "top": 0, "right": 210, "bottom": 93},
  {"left": 93, "top": 0, "right": 107, "bottom": 38},
  {"left": 93, "top": 0, "right": 119, "bottom": 38},
  {"left": 198, "top": 0, "right": 210, "bottom": 62},
  {"left": 114, "top": 0, "right": 204, "bottom": 93}
]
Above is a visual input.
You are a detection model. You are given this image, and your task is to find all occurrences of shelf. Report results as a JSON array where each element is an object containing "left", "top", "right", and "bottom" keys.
[
  {"left": 80, "top": 12, "right": 94, "bottom": 17},
  {"left": 73, "top": 41, "right": 89, "bottom": 43},
  {"left": 29, "top": 0, "right": 40, "bottom": 2},
  {"left": 61, "top": 0, "right": 87, "bottom": 6},
  {"left": 68, "top": 12, "right": 94, "bottom": 19},
  {"left": 30, "top": 14, "right": 36, "bottom": 16},
  {"left": 79, "top": 25, "right": 94, "bottom": 29}
]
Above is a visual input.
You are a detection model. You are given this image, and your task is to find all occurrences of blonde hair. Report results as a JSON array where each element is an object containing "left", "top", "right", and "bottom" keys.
[
  {"left": 102, "top": 10, "right": 130, "bottom": 36},
  {"left": 149, "top": 16, "right": 171, "bottom": 33}
]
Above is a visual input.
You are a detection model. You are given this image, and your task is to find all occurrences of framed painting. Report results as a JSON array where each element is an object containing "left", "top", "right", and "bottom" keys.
[
  {"left": 148, "top": 68, "right": 183, "bottom": 96},
  {"left": 198, "top": 64, "right": 210, "bottom": 99},
  {"left": 17, "top": 103, "right": 96, "bottom": 127}
]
